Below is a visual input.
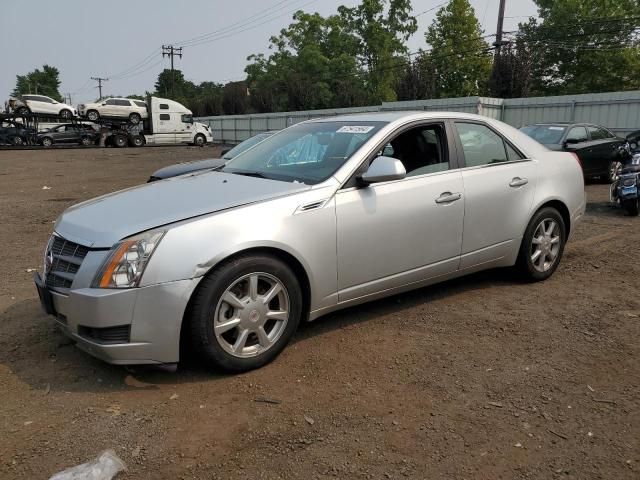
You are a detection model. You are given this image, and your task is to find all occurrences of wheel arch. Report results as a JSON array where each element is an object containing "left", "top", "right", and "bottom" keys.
[
  {"left": 529, "top": 198, "right": 571, "bottom": 238},
  {"left": 179, "top": 246, "right": 312, "bottom": 359}
]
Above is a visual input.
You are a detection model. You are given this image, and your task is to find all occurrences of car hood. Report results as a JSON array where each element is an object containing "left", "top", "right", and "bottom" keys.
[
  {"left": 55, "top": 171, "right": 310, "bottom": 248},
  {"left": 150, "top": 158, "right": 225, "bottom": 180}
]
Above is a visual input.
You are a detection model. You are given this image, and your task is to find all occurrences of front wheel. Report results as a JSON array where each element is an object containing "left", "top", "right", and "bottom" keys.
[
  {"left": 193, "top": 134, "right": 206, "bottom": 147},
  {"left": 17, "top": 106, "right": 30, "bottom": 116},
  {"left": 41, "top": 137, "right": 53, "bottom": 148},
  {"left": 188, "top": 254, "right": 302, "bottom": 372},
  {"left": 622, "top": 198, "right": 639, "bottom": 216},
  {"left": 516, "top": 207, "right": 566, "bottom": 282},
  {"left": 9, "top": 136, "right": 24, "bottom": 146}
]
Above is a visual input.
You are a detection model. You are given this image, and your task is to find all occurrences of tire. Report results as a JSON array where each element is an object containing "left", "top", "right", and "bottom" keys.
[
  {"left": 41, "top": 137, "right": 53, "bottom": 148},
  {"left": 9, "top": 136, "right": 24, "bottom": 146},
  {"left": 188, "top": 254, "right": 303, "bottom": 372},
  {"left": 59, "top": 109, "right": 72, "bottom": 119},
  {"left": 17, "top": 107, "right": 30, "bottom": 116},
  {"left": 516, "top": 207, "right": 566, "bottom": 282},
  {"left": 194, "top": 134, "right": 206, "bottom": 147},
  {"left": 129, "top": 135, "right": 144, "bottom": 147},
  {"left": 79, "top": 136, "right": 92, "bottom": 146},
  {"left": 607, "top": 160, "right": 622, "bottom": 183},
  {"left": 86, "top": 110, "right": 100, "bottom": 121},
  {"left": 112, "top": 135, "right": 127, "bottom": 148},
  {"left": 622, "top": 198, "right": 639, "bottom": 216},
  {"left": 129, "top": 112, "right": 142, "bottom": 125}
]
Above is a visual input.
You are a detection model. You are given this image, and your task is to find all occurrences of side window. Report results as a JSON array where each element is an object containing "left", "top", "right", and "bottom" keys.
[
  {"left": 105, "top": 99, "right": 117, "bottom": 106},
  {"left": 115, "top": 100, "right": 131, "bottom": 107},
  {"left": 159, "top": 104, "right": 169, "bottom": 110},
  {"left": 385, "top": 124, "right": 449, "bottom": 176},
  {"left": 454, "top": 122, "right": 508, "bottom": 167},
  {"left": 160, "top": 113, "right": 170, "bottom": 120},
  {"left": 181, "top": 114, "right": 193, "bottom": 123},
  {"left": 566, "top": 126, "right": 588, "bottom": 142},
  {"left": 505, "top": 143, "right": 524, "bottom": 161}
]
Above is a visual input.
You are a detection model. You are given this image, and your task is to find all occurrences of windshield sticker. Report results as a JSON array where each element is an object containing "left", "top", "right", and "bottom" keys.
[
  {"left": 548, "top": 126, "right": 565, "bottom": 130},
  {"left": 337, "top": 126, "right": 375, "bottom": 134}
]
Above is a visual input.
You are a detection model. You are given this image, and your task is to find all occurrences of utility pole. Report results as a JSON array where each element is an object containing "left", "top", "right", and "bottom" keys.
[
  {"left": 162, "top": 45, "right": 183, "bottom": 97},
  {"left": 493, "top": 0, "right": 507, "bottom": 57},
  {"left": 91, "top": 77, "right": 108, "bottom": 100},
  {"left": 66, "top": 93, "right": 72, "bottom": 105}
]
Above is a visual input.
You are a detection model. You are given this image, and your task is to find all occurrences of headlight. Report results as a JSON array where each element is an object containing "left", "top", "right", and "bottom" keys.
[{"left": 92, "top": 230, "right": 165, "bottom": 288}]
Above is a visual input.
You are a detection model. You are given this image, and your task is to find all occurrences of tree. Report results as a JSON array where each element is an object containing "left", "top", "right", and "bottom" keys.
[
  {"left": 519, "top": 0, "right": 640, "bottom": 95},
  {"left": 489, "top": 38, "right": 534, "bottom": 98},
  {"left": 338, "top": 0, "right": 417, "bottom": 103},
  {"left": 12, "top": 65, "right": 63, "bottom": 101},
  {"left": 397, "top": 53, "right": 437, "bottom": 100},
  {"left": 424, "top": 0, "right": 492, "bottom": 98},
  {"left": 245, "top": 10, "right": 368, "bottom": 112},
  {"left": 222, "top": 81, "right": 249, "bottom": 115}
]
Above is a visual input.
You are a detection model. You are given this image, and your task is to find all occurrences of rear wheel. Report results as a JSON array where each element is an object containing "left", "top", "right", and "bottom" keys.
[
  {"left": 194, "top": 133, "right": 206, "bottom": 147},
  {"left": 86, "top": 110, "right": 100, "bottom": 121},
  {"left": 622, "top": 198, "right": 639, "bottom": 216},
  {"left": 112, "top": 135, "right": 127, "bottom": 148},
  {"left": 59, "top": 109, "right": 72, "bottom": 119},
  {"left": 9, "top": 136, "right": 24, "bottom": 146},
  {"left": 188, "top": 254, "right": 302, "bottom": 372},
  {"left": 79, "top": 136, "right": 92, "bottom": 146},
  {"left": 41, "top": 137, "right": 53, "bottom": 148},
  {"left": 129, "top": 135, "right": 144, "bottom": 147},
  {"left": 129, "top": 112, "right": 142, "bottom": 125},
  {"left": 516, "top": 207, "right": 566, "bottom": 282},
  {"left": 607, "top": 160, "right": 622, "bottom": 183}
]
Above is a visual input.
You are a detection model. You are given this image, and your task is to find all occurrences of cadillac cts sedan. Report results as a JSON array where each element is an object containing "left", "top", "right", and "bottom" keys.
[{"left": 34, "top": 112, "right": 586, "bottom": 372}]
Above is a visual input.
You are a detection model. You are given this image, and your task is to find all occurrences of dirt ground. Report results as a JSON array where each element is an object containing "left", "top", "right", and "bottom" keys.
[{"left": 0, "top": 146, "right": 638, "bottom": 480}]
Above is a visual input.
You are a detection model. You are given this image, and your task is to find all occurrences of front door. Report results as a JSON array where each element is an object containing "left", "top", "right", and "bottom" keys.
[
  {"left": 452, "top": 121, "right": 538, "bottom": 268},
  {"left": 335, "top": 122, "right": 464, "bottom": 302}
]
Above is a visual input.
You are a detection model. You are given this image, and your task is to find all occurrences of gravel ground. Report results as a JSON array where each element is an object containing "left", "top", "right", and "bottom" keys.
[{"left": 0, "top": 146, "right": 638, "bottom": 480}]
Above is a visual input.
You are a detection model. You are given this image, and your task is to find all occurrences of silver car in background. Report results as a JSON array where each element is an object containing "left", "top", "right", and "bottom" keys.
[{"left": 34, "top": 112, "right": 586, "bottom": 372}]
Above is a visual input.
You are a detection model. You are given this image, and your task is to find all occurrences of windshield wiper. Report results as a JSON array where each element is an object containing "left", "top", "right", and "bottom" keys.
[{"left": 225, "top": 169, "right": 269, "bottom": 179}]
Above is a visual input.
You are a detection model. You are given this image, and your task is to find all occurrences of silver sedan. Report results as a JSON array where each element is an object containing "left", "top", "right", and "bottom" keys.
[{"left": 34, "top": 112, "right": 586, "bottom": 372}]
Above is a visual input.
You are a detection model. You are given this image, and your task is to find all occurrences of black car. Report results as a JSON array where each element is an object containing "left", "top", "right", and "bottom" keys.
[
  {"left": 520, "top": 123, "right": 627, "bottom": 181},
  {"left": 0, "top": 119, "right": 35, "bottom": 146},
  {"left": 148, "top": 131, "right": 276, "bottom": 182},
  {"left": 38, "top": 123, "right": 99, "bottom": 147}
]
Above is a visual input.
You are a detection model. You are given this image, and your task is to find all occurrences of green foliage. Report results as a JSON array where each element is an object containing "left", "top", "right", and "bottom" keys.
[
  {"left": 521, "top": 0, "right": 640, "bottom": 95},
  {"left": 338, "top": 0, "right": 417, "bottom": 102},
  {"left": 424, "top": 0, "right": 492, "bottom": 98},
  {"left": 153, "top": 69, "right": 226, "bottom": 116},
  {"left": 12, "top": 65, "right": 63, "bottom": 101}
]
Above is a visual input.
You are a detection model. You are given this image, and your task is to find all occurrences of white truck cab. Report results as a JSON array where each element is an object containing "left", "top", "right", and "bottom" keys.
[{"left": 145, "top": 97, "right": 212, "bottom": 146}]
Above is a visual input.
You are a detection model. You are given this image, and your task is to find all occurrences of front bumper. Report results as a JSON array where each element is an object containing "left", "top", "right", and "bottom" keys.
[{"left": 35, "top": 274, "right": 201, "bottom": 365}]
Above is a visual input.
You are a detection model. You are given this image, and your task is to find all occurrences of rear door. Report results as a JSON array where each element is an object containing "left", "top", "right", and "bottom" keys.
[
  {"left": 453, "top": 121, "right": 538, "bottom": 268},
  {"left": 564, "top": 125, "right": 596, "bottom": 174},
  {"left": 587, "top": 125, "right": 623, "bottom": 176}
]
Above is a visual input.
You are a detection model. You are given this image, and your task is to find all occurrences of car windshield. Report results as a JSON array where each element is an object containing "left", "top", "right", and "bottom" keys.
[
  {"left": 221, "top": 121, "right": 386, "bottom": 184},
  {"left": 223, "top": 133, "right": 274, "bottom": 160},
  {"left": 520, "top": 125, "right": 567, "bottom": 144}
]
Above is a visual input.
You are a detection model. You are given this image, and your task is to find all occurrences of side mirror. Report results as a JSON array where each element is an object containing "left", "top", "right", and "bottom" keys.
[{"left": 359, "top": 156, "right": 406, "bottom": 185}]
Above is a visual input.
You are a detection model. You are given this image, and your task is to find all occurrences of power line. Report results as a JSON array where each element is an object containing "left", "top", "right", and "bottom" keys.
[{"left": 90, "top": 77, "right": 108, "bottom": 99}]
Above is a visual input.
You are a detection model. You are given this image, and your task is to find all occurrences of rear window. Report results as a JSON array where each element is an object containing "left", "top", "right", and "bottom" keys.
[
  {"left": 134, "top": 101, "right": 147, "bottom": 108},
  {"left": 520, "top": 125, "right": 566, "bottom": 144}
]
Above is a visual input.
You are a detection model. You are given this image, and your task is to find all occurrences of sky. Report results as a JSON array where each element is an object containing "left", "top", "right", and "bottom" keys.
[{"left": 0, "top": 0, "right": 538, "bottom": 104}]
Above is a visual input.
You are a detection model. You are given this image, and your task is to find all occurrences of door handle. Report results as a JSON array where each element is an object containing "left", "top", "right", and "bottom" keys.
[
  {"left": 435, "top": 192, "right": 462, "bottom": 204},
  {"left": 509, "top": 177, "right": 529, "bottom": 188}
]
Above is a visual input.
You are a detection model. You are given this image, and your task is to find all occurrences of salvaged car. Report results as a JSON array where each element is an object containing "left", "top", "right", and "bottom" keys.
[
  {"left": 16, "top": 95, "right": 77, "bottom": 119},
  {"left": 78, "top": 98, "right": 149, "bottom": 124},
  {"left": 35, "top": 112, "right": 586, "bottom": 372},
  {"left": 520, "top": 122, "right": 627, "bottom": 181},
  {"left": 37, "top": 123, "right": 99, "bottom": 147}
]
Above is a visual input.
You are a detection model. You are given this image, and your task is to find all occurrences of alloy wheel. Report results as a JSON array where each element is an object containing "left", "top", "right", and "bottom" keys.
[
  {"left": 213, "top": 272, "right": 289, "bottom": 359},
  {"left": 609, "top": 161, "right": 622, "bottom": 182},
  {"left": 530, "top": 219, "right": 561, "bottom": 273}
]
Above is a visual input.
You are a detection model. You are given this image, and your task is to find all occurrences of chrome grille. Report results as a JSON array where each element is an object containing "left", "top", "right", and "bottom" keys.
[{"left": 45, "top": 235, "right": 90, "bottom": 291}]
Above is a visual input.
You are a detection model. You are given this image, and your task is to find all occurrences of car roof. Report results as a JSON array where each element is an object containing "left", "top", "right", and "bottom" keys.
[{"left": 308, "top": 111, "right": 501, "bottom": 124}]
